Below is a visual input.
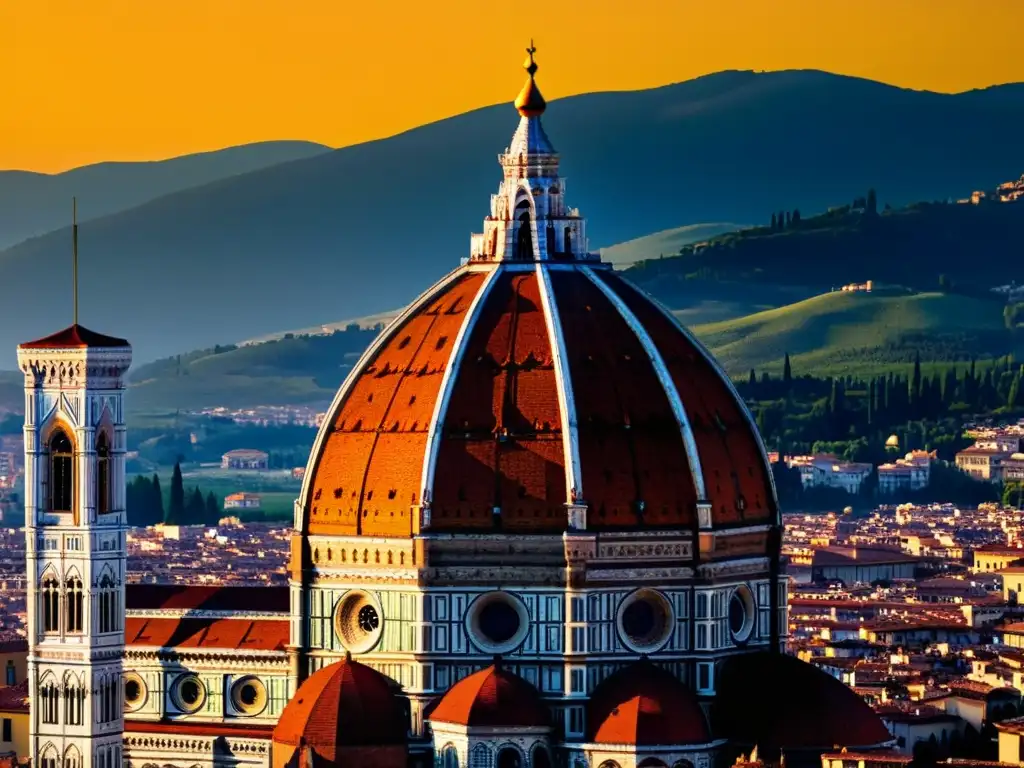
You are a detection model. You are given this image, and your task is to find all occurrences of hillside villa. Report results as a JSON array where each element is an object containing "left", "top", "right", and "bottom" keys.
[
  {"left": 224, "top": 492, "right": 261, "bottom": 510},
  {"left": 220, "top": 448, "right": 269, "bottom": 470},
  {"left": 877, "top": 451, "right": 934, "bottom": 495},
  {"left": 955, "top": 429, "right": 1024, "bottom": 483}
]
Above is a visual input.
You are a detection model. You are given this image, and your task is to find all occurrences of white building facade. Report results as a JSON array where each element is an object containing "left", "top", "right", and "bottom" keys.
[{"left": 18, "top": 327, "right": 132, "bottom": 768}]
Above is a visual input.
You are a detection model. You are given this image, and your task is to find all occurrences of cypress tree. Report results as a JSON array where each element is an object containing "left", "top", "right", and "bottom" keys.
[
  {"left": 771, "top": 212, "right": 777, "bottom": 230},
  {"left": 749, "top": 368, "right": 757, "bottom": 387},
  {"left": 187, "top": 487, "right": 205, "bottom": 525},
  {"left": 783, "top": 353, "right": 793, "bottom": 390},
  {"left": 1009, "top": 372, "right": 1020, "bottom": 410},
  {"left": 151, "top": 474, "right": 164, "bottom": 523},
  {"left": 168, "top": 462, "right": 185, "bottom": 525},
  {"left": 867, "top": 379, "right": 875, "bottom": 425},
  {"left": 206, "top": 492, "right": 221, "bottom": 523},
  {"left": 911, "top": 352, "right": 922, "bottom": 415}
]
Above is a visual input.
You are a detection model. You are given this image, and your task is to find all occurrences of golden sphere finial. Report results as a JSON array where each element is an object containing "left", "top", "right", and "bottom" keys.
[{"left": 515, "top": 39, "right": 546, "bottom": 117}]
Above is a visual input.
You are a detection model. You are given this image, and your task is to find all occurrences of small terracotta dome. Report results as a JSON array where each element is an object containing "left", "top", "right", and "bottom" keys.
[
  {"left": 272, "top": 654, "right": 408, "bottom": 767},
  {"left": 428, "top": 663, "right": 550, "bottom": 728},
  {"left": 714, "top": 652, "right": 892, "bottom": 751},
  {"left": 586, "top": 661, "right": 712, "bottom": 746}
]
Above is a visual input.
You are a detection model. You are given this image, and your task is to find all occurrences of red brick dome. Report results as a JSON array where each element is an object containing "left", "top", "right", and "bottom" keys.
[
  {"left": 714, "top": 652, "right": 893, "bottom": 751},
  {"left": 273, "top": 654, "right": 408, "bottom": 764},
  {"left": 587, "top": 661, "right": 712, "bottom": 746},
  {"left": 300, "top": 266, "right": 775, "bottom": 538},
  {"left": 297, "top": 44, "right": 775, "bottom": 543},
  {"left": 427, "top": 663, "right": 550, "bottom": 728}
]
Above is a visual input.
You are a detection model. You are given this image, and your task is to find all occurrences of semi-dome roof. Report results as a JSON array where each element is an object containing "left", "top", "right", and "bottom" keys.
[
  {"left": 427, "top": 663, "right": 550, "bottom": 728},
  {"left": 586, "top": 661, "right": 712, "bottom": 746},
  {"left": 273, "top": 654, "right": 408, "bottom": 757},
  {"left": 714, "top": 652, "right": 893, "bottom": 751},
  {"left": 297, "top": 46, "right": 776, "bottom": 541}
]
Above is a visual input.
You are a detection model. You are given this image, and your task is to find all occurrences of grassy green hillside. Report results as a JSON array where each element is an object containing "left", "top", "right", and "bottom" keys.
[
  {"left": 599, "top": 222, "right": 746, "bottom": 267},
  {"left": 625, "top": 201, "right": 1024, "bottom": 309},
  {"left": 128, "top": 327, "right": 379, "bottom": 413},
  {"left": 693, "top": 289, "right": 1020, "bottom": 376}
]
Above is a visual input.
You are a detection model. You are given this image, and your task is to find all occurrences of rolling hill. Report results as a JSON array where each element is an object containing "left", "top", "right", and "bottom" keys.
[
  {"left": 598, "top": 222, "right": 746, "bottom": 267},
  {"left": 70, "top": 288, "right": 1019, "bottom": 417},
  {"left": 0, "top": 141, "right": 332, "bottom": 250},
  {"left": 3, "top": 69, "right": 1024, "bottom": 363},
  {"left": 623, "top": 199, "right": 1024, "bottom": 309},
  {"left": 691, "top": 290, "right": 1020, "bottom": 376}
]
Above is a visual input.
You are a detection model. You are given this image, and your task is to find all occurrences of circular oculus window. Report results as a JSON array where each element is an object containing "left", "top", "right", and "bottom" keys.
[
  {"left": 123, "top": 672, "right": 147, "bottom": 712},
  {"left": 334, "top": 590, "right": 384, "bottom": 654},
  {"left": 728, "top": 584, "right": 756, "bottom": 644},
  {"left": 616, "top": 588, "right": 674, "bottom": 653},
  {"left": 171, "top": 674, "right": 206, "bottom": 714},
  {"left": 231, "top": 676, "right": 268, "bottom": 716},
  {"left": 466, "top": 592, "right": 530, "bottom": 654}
]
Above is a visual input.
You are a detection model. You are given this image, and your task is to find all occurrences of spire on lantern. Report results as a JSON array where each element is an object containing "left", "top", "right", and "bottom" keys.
[{"left": 514, "top": 40, "right": 546, "bottom": 117}]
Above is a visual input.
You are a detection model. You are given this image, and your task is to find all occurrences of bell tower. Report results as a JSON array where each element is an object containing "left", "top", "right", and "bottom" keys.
[{"left": 18, "top": 210, "right": 132, "bottom": 768}]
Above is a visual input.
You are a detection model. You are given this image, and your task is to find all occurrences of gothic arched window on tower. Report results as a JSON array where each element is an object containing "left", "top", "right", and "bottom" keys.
[
  {"left": 63, "top": 674, "right": 84, "bottom": 726},
  {"left": 42, "top": 575, "right": 60, "bottom": 632},
  {"left": 96, "top": 432, "right": 111, "bottom": 514},
  {"left": 40, "top": 676, "right": 59, "bottom": 724},
  {"left": 65, "top": 574, "right": 84, "bottom": 634},
  {"left": 563, "top": 226, "right": 573, "bottom": 257},
  {"left": 516, "top": 208, "right": 533, "bottom": 261},
  {"left": 48, "top": 429, "right": 74, "bottom": 514},
  {"left": 63, "top": 745, "right": 81, "bottom": 768},
  {"left": 98, "top": 574, "right": 118, "bottom": 634}
]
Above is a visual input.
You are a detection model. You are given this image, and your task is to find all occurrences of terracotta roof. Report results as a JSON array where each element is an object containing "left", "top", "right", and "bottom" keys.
[
  {"left": 19, "top": 324, "right": 129, "bottom": 349},
  {"left": 428, "top": 663, "right": 550, "bottom": 728},
  {"left": 125, "top": 719, "right": 273, "bottom": 738},
  {"left": 586, "top": 661, "right": 711, "bottom": 746},
  {"left": 0, "top": 681, "right": 28, "bottom": 713},
  {"left": 812, "top": 547, "right": 919, "bottom": 566},
  {"left": 714, "top": 652, "right": 892, "bottom": 751},
  {"left": 302, "top": 265, "right": 775, "bottom": 538},
  {"left": 273, "top": 655, "right": 408, "bottom": 755},
  {"left": 124, "top": 617, "right": 289, "bottom": 651},
  {"left": 125, "top": 584, "right": 289, "bottom": 613}
]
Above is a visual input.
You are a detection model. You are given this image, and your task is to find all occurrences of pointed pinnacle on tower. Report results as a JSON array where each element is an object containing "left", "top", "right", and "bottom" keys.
[{"left": 514, "top": 40, "right": 546, "bottom": 117}]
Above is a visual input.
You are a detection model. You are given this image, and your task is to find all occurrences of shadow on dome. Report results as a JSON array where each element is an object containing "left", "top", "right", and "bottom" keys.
[
  {"left": 272, "top": 653, "right": 408, "bottom": 768},
  {"left": 714, "top": 652, "right": 892, "bottom": 759},
  {"left": 586, "top": 660, "right": 713, "bottom": 746}
]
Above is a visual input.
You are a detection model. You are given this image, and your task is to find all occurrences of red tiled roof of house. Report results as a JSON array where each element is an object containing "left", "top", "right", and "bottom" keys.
[
  {"left": 125, "top": 584, "right": 289, "bottom": 613},
  {"left": 586, "top": 661, "right": 711, "bottom": 746},
  {"left": 124, "top": 617, "right": 289, "bottom": 651},
  {"left": 428, "top": 663, "right": 549, "bottom": 728},
  {"left": 19, "top": 324, "right": 129, "bottom": 349}
]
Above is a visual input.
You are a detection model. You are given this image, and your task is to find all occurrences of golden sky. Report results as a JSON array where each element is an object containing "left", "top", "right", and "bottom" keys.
[{"left": 1, "top": 0, "right": 1022, "bottom": 173}]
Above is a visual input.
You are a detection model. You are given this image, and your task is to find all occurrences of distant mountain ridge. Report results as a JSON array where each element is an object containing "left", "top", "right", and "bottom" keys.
[
  {"left": 3, "top": 69, "right": 1024, "bottom": 363},
  {"left": 0, "top": 141, "right": 332, "bottom": 249}
]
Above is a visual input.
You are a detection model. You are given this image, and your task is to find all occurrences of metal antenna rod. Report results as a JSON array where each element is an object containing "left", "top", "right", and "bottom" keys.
[{"left": 72, "top": 197, "right": 79, "bottom": 326}]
